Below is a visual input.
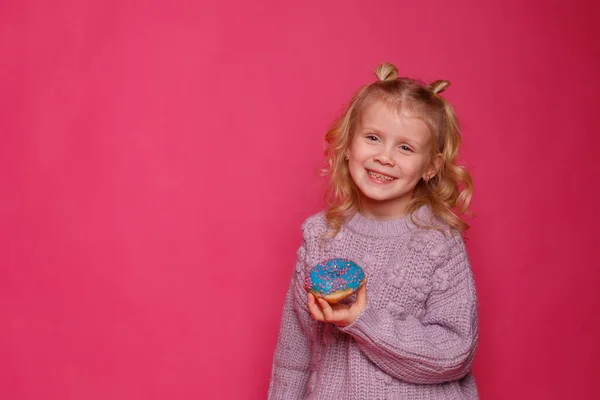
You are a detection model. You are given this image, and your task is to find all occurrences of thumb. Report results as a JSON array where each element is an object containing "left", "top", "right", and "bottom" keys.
[{"left": 355, "top": 281, "right": 368, "bottom": 308}]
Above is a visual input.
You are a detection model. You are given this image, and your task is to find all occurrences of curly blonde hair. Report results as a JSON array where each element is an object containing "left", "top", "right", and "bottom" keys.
[{"left": 322, "top": 63, "right": 473, "bottom": 236}]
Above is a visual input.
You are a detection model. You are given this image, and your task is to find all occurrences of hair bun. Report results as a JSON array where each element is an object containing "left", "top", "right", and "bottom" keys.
[
  {"left": 375, "top": 63, "right": 398, "bottom": 81},
  {"left": 429, "top": 80, "right": 451, "bottom": 94}
]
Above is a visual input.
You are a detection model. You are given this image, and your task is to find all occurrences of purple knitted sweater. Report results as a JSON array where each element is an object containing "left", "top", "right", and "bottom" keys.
[{"left": 268, "top": 208, "right": 479, "bottom": 399}]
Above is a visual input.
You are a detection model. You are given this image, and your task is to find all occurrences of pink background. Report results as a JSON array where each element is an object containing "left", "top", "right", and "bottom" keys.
[{"left": 2, "top": 0, "right": 599, "bottom": 399}]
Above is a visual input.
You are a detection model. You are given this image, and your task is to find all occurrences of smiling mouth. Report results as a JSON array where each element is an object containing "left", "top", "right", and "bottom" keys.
[{"left": 367, "top": 170, "right": 396, "bottom": 182}]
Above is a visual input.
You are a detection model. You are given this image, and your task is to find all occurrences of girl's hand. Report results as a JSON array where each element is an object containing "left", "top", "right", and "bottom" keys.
[{"left": 307, "top": 283, "right": 367, "bottom": 327}]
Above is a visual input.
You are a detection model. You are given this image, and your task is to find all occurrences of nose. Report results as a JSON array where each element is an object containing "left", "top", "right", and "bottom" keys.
[{"left": 374, "top": 149, "right": 395, "bottom": 167}]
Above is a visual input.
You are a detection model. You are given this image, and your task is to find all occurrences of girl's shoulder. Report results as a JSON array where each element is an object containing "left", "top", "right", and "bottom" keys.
[
  {"left": 409, "top": 226, "right": 466, "bottom": 261},
  {"left": 408, "top": 208, "right": 467, "bottom": 259},
  {"left": 300, "top": 210, "right": 328, "bottom": 238}
]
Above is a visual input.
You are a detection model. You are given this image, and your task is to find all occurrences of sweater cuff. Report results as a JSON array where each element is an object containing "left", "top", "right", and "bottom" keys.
[{"left": 339, "top": 305, "right": 383, "bottom": 339}]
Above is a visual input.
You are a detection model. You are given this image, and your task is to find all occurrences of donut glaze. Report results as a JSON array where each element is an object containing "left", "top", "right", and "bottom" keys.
[{"left": 305, "top": 258, "right": 365, "bottom": 302}]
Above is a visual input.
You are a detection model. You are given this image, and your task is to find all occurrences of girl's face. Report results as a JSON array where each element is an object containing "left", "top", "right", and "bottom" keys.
[{"left": 348, "top": 101, "right": 438, "bottom": 220}]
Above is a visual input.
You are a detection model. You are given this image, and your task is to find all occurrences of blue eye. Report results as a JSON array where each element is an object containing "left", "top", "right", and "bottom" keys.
[{"left": 400, "top": 145, "right": 413, "bottom": 152}]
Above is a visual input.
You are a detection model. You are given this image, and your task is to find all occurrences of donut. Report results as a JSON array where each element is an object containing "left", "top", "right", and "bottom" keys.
[{"left": 304, "top": 258, "right": 366, "bottom": 304}]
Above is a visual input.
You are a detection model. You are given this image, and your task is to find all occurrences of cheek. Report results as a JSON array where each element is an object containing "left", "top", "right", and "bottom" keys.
[
  {"left": 349, "top": 135, "right": 377, "bottom": 160},
  {"left": 407, "top": 157, "right": 429, "bottom": 178},
  {"left": 348, "top": 159, "right": 363, "bottom": 180},
  {"left": 348, "top": 141, "right": 364, "bottom": 160}
]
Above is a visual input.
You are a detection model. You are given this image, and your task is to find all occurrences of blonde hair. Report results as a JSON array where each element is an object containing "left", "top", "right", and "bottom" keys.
[{"left": 322, "top": 63, "right": 473, "bottom": 236}]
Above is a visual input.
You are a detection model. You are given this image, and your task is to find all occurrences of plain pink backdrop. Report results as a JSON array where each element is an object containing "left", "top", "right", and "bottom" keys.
[{"left": 1, "top": 0, "right": 599, "bottom": 399}]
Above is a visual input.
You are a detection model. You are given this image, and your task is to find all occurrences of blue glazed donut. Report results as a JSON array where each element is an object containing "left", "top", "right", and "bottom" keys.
[{"left": 304, "top": 258, "right": 366, "bottom": 303}]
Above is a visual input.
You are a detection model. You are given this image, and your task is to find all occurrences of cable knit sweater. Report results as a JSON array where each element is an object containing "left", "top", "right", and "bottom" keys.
[{"left": 268, "top": 207, "right": 479, "bottom": 399}]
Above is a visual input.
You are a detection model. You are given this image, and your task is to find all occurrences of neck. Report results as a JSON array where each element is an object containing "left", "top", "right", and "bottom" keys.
[{"left": 358, "top": 195, "right": 411, "bottom": 220}]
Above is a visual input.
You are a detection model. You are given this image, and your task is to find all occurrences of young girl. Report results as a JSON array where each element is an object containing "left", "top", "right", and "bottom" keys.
[{"left": 268, "top": 63, "right": 478, "bottom": 399}]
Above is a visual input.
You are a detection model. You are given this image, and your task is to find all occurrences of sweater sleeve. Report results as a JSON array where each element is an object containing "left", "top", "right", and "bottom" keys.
[
  {"left": 340, "top": 235, "right": 478, "bottom": 384},
  {"left": 268, "top": 241, "right": 313, "bottom": 399}
]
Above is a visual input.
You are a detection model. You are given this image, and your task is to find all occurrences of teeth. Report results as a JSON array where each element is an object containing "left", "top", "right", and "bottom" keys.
[{"left": 368, "top": 170, "right": 394, "bottom": 181}]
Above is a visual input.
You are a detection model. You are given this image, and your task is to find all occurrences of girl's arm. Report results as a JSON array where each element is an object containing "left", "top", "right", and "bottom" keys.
[
  {"left": 268, "top": 242, "right": 313, "bottom": 399},
  {"left": 340, "top": 236, "right": 478, "bottom": 385}
]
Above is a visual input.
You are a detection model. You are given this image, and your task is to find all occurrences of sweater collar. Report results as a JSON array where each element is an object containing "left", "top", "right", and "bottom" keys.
[{"left": 345, "top": 206, "right": 431, "bottom": 238}]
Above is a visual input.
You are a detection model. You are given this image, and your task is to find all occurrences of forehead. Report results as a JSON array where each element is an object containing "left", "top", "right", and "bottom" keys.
[{"left": 359, "top": 100, "right": 431, "bottom": 139}]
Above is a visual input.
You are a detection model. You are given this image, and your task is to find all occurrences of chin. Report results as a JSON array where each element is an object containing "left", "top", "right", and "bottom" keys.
[
  {"left": 362, "top": 193, "right": 390, "bottom": 202},
  {"left": 358, "top": 183, "right": 412, "bottom": 204},
  {"left": 358, "top": 187, "right": 398, "bottom": 202}
]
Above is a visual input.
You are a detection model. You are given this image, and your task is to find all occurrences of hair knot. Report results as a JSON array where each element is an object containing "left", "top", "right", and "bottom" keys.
[
  {"left": 429, "top": 80, "right": 451, "bottom": 94},
  {"left": 375, "top": 63, "right": 398, "bottom": 81}
]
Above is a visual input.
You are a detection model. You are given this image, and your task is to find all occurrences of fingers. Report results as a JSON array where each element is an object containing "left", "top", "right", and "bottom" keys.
[
  {"left": 307, "top": 292, "right": 325, "bottom": 322},
  {"left": 317, "top": 298, "right": 334, "bottom": 322},
  {"left": 308, "top": 287, "right": 368, "bottom": 327},
  {"left": 307, "top": 293, "right": 337, "bottom": 323}
]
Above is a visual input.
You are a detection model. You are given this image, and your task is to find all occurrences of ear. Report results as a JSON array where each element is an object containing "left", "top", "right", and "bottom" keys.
[{"left": 424, "top": 153, "right": 443, "bottom": 181}]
